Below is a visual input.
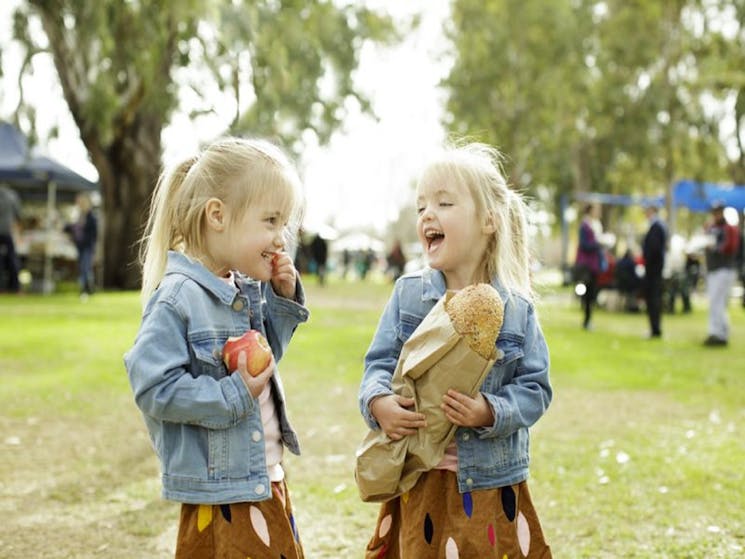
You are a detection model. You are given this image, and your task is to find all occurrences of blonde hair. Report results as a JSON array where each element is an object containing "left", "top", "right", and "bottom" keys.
[
  {"left": 417, "top": 142, "right": 534, "bottom": 301},
  {"left": 138, "top": 137, "right": 303, "bottom": 305}
]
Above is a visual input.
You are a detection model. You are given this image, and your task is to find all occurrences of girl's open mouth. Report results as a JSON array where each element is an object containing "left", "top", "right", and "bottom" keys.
[{"left": 425, "top": 229, "right": 444, "bottom": 253}]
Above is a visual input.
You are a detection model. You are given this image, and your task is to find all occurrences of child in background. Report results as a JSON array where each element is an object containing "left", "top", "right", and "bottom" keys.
[
  {"left": 124, "top": 137, "right": 309, "bottom": 558},
  {"left": 358, "top": 142, "right": 553, "bottom": 558}
]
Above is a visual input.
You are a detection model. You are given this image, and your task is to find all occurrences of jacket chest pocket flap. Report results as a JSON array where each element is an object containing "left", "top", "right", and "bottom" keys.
[
  {"left": 396, "top": 310, "right": 425, "bottom": 344},
  {"left": 190, "top": 337, "right": 228, "bottom": 379},
  {"left": 483, "top": 335, "right": 524, "bottom": 389}
]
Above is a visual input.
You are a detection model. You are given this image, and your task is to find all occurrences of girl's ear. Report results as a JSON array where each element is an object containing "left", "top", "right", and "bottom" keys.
[
  {"left": 482, "top": 212, "right": 496, "bottom": 234},
  {"left": 204, "top": 198, "right": 226, "bottom": 232}
]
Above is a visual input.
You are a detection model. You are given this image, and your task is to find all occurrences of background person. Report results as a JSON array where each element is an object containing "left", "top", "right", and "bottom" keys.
[
  {"left": 703, "top": 201, "right": 740, "bottom": 346},
  {"left": 663, "top": 234, "right": 692, "bottom": 314},
  {"left": 642, "top": 204, "right": 666, "bottom": 338},
  {"left": 574, "top": 203, "right": 605, "bottom": 329},
  {"left": 614, "top": 248, "right": 641, "bottom": 312},
  {"left": 385, "top": 240, "right": 407, "bottom": 282},
  {"left": 309, "top": 232, "right": 328, "bottom": 286},
  {"left": 0, "top": 184, "right": 22, "bottom": 293},
  {"left": 65, "top": 193, "right": 98, "bottom": 297}
]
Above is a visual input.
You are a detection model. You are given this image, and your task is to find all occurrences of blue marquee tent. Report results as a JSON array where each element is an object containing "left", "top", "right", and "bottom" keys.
[
  {"left": 672, "top": 179, "right": 745, "bottom": 212},
  {"left": 0, "top": 121, "right": 97, "bottom": 202}
]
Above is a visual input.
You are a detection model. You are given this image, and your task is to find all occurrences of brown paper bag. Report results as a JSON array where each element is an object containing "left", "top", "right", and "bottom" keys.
[{"left": 355, "top": 293, "right": 498, "bottom": 502}]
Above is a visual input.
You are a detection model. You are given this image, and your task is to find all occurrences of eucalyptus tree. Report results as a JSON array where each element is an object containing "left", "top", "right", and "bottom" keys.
[
  {"left": 443, "top": 0, "right": 739, "bottom": 212},
  {"left": 8, "top": 0, "right": 395, "bottom": 288},
  {"left": 443, "top": 0, "right": 592, "bottom": 196}
]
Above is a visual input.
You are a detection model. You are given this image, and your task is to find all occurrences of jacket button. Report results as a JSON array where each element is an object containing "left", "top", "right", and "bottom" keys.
[
  {"left": 252, "top": 431, "right": 262, "bottom": 442},
  {"left": 462, "top": 433, "right": 470, "bottom": 441},
  {"left": 466, "top": 478, "right": 473, "bottom": 486},
  {"left": 232, "top": 299, "right": 245, "bottom": 312},
  {"left": 254, "top": 484, "right": 265, "bottom": 495}
]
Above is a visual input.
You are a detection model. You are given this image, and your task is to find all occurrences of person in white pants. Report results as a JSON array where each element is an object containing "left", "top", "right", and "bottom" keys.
[
  {"left": 706, "top": 268, "right": 737, "bottom": 344},
  {"left": 703, "top": 202, "right": 740, "bottom": 346}
]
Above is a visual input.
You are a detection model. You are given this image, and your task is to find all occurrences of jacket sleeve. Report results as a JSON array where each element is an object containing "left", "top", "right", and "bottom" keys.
[
  {"left": 262, "top": 279, "right": 310, "bottom": 363},
  {"left": 124, "top": 299, "right": 256, "bottom": 429},
  {"left": 358, "top": 284, "right": 404, "bottom": 429},
  {"left": 475, "top": 303, "right": 552, "bottom": 439}
]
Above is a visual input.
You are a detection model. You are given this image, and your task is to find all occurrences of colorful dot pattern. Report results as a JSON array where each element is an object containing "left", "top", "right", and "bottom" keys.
[
  {"left": 365, "top": 472, "right": 551, "bottom": 558},
  {"left": 176, "top": 482, "right": 305, "bottom": 558}
]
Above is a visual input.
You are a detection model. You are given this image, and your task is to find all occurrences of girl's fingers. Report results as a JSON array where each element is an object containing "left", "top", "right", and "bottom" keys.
[
  {"left": 442, "top": 394, "right": 468, "bottom": 414},
  {"left": 443, "top": 407, "right": 465, "bottom": 426},
  {"left": 395, "top": 395, "right": 416, "bottom": 407},
  {"left": 388, "top": 427, "right": 417, "bottom": 439},
  {"left": 400, "top": 416, "right": 426, "bottom": 428}
]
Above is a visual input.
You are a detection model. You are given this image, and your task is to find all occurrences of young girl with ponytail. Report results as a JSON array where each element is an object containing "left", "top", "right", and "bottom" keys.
[{"left": 125, "top": 137, "right": 309, "bottom": 558}]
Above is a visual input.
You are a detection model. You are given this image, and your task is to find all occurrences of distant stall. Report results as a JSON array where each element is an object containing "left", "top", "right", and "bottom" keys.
[
  {"left": 559, "top": 181, "right": 745, "bottom": 281},
  {"left": 0, "top": 121, "right": 99, "bottom": 292}
]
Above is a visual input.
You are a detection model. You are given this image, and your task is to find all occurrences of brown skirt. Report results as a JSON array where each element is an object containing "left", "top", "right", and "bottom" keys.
[
  {"left": 365, "top": 470, "right": 551, "bottom": 559},
  {"left": 175, "top": 481, "right": 304, "bottom": 559}
]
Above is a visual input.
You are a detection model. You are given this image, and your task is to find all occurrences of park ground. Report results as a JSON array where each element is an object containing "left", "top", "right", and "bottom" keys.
[{"left": 1, "top": 278, "right": 744, "bottom": 558}]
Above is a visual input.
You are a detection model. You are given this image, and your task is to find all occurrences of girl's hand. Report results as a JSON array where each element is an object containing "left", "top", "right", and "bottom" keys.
[
  {"left": 441, "top": 389, "right": 494, "bottom": 428},
  {"left": 270, "top": 252, "right": 297, "bottom": 299},
  {"left": 370, "top": 394, "right": 427, "bottom": 441},
  {"left": 236, "top": 351, "right": 274, "bottom": 399}
]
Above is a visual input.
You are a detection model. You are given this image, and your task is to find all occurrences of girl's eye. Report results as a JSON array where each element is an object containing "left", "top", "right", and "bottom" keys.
[
  {"left": 439, "top": 202, "right": 453, "bottom": 207},
  {"left": 416, "top": 207, "right": 425, "bottom": 215}
]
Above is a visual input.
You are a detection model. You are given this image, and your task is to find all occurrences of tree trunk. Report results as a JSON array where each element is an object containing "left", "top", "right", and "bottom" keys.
[{"left": 98, "top": 115, "right": 162, "bottom": 290}]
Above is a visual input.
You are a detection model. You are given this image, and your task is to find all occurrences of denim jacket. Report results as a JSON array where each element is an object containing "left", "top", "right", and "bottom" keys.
[
  {"left": 359, "top": 268, "right": 552, "bottom": 493},
  {"left": 124, "top": 251, "right": 309, "bottom": 504}
]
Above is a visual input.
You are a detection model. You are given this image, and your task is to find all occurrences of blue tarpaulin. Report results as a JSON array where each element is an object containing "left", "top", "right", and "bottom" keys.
[
  {"left": 672, "top": 179, "right": 745, "bottom": 212},
  {"left": 572, "top": 191, "right": 666, "bottom": 207}
]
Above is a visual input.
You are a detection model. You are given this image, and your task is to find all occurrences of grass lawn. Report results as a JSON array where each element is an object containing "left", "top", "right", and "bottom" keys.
[{"left": 1, "top": 277, "right": 744, "bottom": 558}]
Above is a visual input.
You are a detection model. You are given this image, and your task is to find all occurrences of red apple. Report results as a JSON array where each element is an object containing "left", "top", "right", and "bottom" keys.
[{"left": 222, "top": 330, "right": 272, "bottom": 376}]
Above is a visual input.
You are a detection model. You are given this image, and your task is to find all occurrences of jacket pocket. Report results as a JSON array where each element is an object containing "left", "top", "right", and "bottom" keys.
[
  {"left": 190, "top": 336, "right": 228, "bottom": 379},
  {"left": 486, "top": 428, "right": 529, "bottom": 470},
  {"left": 482, "top": 336, "right": 524, "bottom": 391},
  {"left": 396, "top": 310, "right": 424, "bottom": 344}
]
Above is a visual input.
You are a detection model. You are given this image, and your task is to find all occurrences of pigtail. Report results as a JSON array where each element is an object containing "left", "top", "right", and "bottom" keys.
[
  {"left": 504, "top": 190, "right": 534, "bottom": 301},
  {"left": 486, "top": 187, "right": 533, "bottom": 303},
  {"left": 139, "top": 156, "right": 198, "bottom": 306},
  {"left": 452, "top": 143, "right": 534, "bottom": 302}
]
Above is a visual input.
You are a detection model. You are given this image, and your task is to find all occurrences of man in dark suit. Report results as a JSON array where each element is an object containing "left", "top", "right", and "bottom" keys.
[{"left": 642, "top": 204, "right": 667, "bottom": 338}]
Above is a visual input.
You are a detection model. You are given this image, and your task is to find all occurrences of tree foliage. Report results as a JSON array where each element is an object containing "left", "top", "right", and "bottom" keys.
[
  {"left": 6, "top": 0, "right": 395, "bottom": 288},
  {"left": 443, "top": 0, "right": 745, "bottom": 210}
]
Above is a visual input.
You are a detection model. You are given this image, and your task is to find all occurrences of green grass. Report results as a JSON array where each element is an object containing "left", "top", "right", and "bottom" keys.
[{"left": 1, "top": 279, "right": 744, "bottom": 558}]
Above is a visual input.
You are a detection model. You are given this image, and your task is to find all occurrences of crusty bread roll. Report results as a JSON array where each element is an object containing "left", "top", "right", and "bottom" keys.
[{"left": 445, "top": 283, "right": 504, "bottom": 359}]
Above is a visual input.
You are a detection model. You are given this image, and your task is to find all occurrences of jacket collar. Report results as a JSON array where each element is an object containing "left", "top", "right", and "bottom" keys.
[
  {"left": 165, "top": 251, "right": 241, "bottom": 305},
  {"left": 421, "top": 267, "right": 447, "bottom": 301},
  {"left": 420, "top": 267, "right": 509, "bottom": 303}
]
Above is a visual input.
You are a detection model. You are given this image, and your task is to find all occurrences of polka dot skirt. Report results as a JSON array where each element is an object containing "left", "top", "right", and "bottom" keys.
[
  {"left": 175, "top": 481, "right": 304, "bottom": 559},
  {"left": 365, "top": 470, "right": 552, "bottom": 558}
]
